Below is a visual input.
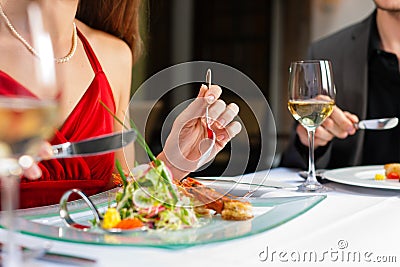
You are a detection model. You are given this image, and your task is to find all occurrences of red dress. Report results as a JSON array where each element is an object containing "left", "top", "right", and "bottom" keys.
[{"left": 0, "top": 30, "right": 116, "bottom": 208}]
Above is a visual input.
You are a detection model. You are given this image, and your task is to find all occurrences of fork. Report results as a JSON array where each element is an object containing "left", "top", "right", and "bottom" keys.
[
  {"left": 243, "top": 189, "right": 257, "bottom": 198},
  {"left": 197, "top": 69, "right": 216, "bottom": 168}
]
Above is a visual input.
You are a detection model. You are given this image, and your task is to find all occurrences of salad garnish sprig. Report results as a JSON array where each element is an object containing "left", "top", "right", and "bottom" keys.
[
  {"left": 100, "top": 101, "right": 178, "bottom": 203},
  {"left": 99, "top": 101, "right": 199, "bottom": 230}
]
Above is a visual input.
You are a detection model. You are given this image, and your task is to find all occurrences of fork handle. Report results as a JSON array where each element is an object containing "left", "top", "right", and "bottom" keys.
[{"left": 50, "top": 142, "right": 72, "bottom": 159}]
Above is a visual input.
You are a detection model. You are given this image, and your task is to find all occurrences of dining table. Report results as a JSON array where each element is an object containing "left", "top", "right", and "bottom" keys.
[{"left": 1, "top": 167, "right": 400, "bottom": 267}]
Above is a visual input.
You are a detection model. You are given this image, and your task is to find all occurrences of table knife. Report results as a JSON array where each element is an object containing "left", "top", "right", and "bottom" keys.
[
  {"left": 355, "top": 117, "right": 398, "bottom": 130},
  {"left": 50, "top": 129, "right": 136, "bottom": 159},
  {"left": 195, "top": 177, "right": 296, "bottom": 189},
  {"left": 0, "top": 243, "right": 97, "bottom": 266}
]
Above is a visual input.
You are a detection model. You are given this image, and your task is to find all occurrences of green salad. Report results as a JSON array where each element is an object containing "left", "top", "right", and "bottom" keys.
[{"left": 102, "top": 160, "right": 202, "bottom": 231}]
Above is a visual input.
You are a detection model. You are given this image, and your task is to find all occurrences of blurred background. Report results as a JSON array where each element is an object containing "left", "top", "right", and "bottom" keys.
[{"left": 130, "top": 0, "right": 375, "bottom": 176}]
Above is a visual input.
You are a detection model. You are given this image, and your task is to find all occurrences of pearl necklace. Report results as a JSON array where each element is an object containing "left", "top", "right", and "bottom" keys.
[{"left": 0, "top": 4, "right": 77, "bottom": 64}]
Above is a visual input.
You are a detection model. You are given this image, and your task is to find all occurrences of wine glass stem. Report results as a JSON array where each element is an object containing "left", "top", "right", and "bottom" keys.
[
  {"left": 1, "top": 166, "right": 22, "bottom": 266},
  {"left": 307, "top": 129, "right": 317, "bottom": 184}
]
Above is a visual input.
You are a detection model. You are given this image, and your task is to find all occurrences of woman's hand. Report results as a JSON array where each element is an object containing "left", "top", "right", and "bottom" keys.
[
  {"left": 297, "top": 105, "right": 359, "bottom": 148},
  {"left": 158, "top": 84, "right": 242, "bottom": 180},
  {"left": 19, "top": 142, "right": 53, "bottom": 179}
]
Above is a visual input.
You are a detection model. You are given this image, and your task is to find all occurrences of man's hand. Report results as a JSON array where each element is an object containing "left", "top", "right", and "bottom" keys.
[{"left": 297, "top": 105, "right": 359, "bottom": 148}]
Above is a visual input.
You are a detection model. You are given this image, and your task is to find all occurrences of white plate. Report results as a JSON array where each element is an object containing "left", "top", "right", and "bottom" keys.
[{"left": 324, "top": 165, "right": 400, "bottom": 190}]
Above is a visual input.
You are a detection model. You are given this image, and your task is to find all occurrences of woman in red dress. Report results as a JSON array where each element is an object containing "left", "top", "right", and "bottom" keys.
[{"left": 0, "top": 0, "right": 242, "bottom": 208}]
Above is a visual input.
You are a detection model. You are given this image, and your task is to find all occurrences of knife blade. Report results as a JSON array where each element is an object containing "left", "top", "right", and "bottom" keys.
[
  {"left": 50, "top": 129, "right": 136, "bottom": 159},
  {"left": 195, "top": 177, "right": 296, "bottom": 189},
  {"left": 355, "top": 117, "right": 398, "bottom": 130},
  {"left": 0, "top": 242, "right": 97, "bottom": 266},
  {"left": 31, "top": 251, "right": 96, "bottom": 266}
]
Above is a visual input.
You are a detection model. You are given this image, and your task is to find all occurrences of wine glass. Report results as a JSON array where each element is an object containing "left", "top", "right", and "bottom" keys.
[
  {"left": 288, "top": 60, "right": 335, "bottom": 192},
  {"left": 0, "top": 2, "right": 60, "bottom": 266}
]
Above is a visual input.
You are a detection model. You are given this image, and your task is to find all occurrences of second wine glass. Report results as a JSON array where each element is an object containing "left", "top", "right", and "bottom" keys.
[{"left": 288, "top": 60, "right": 335, "bottom": 192}]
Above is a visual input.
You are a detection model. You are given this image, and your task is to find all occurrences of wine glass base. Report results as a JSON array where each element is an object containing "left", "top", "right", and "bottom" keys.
[
  {"left": 2, "top": 245, "right": 49, "bottom": 267},
  {"left": 297, "top": 182, "right": 330, "bottom": 193}
]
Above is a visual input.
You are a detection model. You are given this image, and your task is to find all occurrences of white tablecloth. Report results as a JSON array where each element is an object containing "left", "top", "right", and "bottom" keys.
[{"left": 2, "top": 168, "right": 400, "bottom": 267}]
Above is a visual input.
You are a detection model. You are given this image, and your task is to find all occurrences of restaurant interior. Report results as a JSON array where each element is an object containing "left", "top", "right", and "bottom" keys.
[
  {"left": 4, "top": 0, "right": 400, "bottom": 266},
  {"left": 131, "top": 0, "right": 374, "bottom": 176}
]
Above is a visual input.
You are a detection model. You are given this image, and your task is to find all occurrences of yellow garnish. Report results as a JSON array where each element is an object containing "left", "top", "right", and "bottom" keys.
[
  {"left": 374, "top": 173, "right": 385, "bottom": 181},
  {"left": 102, "top": 208, "right": 121, "bottom": 229}
]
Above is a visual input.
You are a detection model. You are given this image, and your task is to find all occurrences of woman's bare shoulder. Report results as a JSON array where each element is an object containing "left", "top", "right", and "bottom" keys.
[
  {"left": 75, "top": 20, "right": 132, "bottom": 102},
  {"left": 75, "top": 20, "right": 132, "bottom": 69}
]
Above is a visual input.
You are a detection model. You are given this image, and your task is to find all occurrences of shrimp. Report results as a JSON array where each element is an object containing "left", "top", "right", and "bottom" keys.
[{"left": 177, "top": 177, "right": 253, "bottom": 221}]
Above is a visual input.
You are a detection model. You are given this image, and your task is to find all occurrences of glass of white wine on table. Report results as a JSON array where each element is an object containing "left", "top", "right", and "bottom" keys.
[
  {"left": 288, "top": 60, "right": 335, "bottom": 192},
  {"left": 0, "top": 2, "right": 61, "bottom": 266}
]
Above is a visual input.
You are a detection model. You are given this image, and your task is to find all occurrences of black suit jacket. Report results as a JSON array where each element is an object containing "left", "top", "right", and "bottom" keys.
[{"left": 280, "top": 12, "right": 374, "bottom": 169}]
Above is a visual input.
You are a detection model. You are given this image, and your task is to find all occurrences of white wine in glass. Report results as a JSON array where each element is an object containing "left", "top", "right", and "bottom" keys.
[
  {"left": 0, "top": 2, "right": 60, "bottom": 266},
  {"left": 288, "top": 60, "right": 335, "bottom": 192}
]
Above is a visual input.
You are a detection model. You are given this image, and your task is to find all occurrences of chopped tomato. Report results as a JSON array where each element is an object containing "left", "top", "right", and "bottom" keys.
[{"left": 386, "top": 172, "right": 400, "bottom": 179}]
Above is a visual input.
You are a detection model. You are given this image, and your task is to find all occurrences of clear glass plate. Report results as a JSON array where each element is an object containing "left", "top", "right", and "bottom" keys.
[{"left": 7, "top": 190, "right": 325, "bottom": 249}]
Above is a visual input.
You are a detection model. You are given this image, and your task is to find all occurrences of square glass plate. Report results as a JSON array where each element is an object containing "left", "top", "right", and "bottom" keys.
[{"left": 7, "top": 190, "right": 325, "bottom": 249}]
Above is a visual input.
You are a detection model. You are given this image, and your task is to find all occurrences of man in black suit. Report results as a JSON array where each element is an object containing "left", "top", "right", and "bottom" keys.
[{"left": 280, "top": 0, "right": 400, "bottom": 169}]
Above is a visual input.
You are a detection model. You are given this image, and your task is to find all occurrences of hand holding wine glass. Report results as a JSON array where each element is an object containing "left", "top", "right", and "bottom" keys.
[{"left": 288, "top": 60, "right": 335, "bottom": 192}]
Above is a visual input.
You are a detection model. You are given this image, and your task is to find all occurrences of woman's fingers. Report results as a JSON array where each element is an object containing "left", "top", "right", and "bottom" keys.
[
  {"left": 38, "top": 142, "right": 53, "bottom": 160},
  {"left": 22, "top": 164, "right": 42, "bottom": 180},
  {"left": 18, "top": 142, "right": 52, "bottom": 180},
  {"left": 207, "top": 93, "right": 240, "bottom": 128},
  {"left": 208, "top": 99, "right": 226, "bottom": 122},
  {"left": 214, "top": 103, "right": 239, "bottom": 128},
  {"left": 160, "top": 83, "right": 242, "bottom": 177},
  {"left": 18, "top": 155, "right": 41, "bottom": 180},
  {"left": 207, "top": 101, "right": 240, "bottom": 143},
  {"left": 198, "top": 84, "right": 222, "bottom": 104},
  {"left": 195, "top": 84, "right": 240, "bottom": 132},
  {"left": 178, "top": 84, "right": 223, "bottom": 123},
  {"left": 216, "top": 121, "right": 242, "bottom": 145}
]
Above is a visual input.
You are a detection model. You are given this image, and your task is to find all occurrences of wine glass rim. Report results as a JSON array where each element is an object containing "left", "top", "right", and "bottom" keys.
[{"left": 291, "top": 59, "right": 331, "bottom": 64}]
